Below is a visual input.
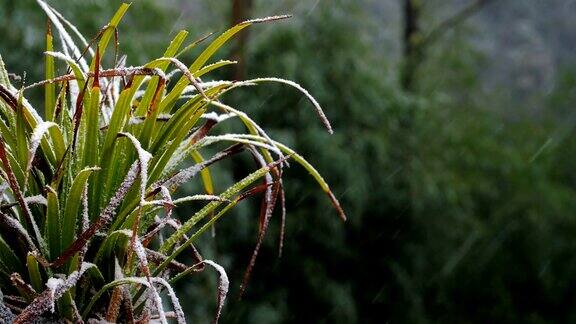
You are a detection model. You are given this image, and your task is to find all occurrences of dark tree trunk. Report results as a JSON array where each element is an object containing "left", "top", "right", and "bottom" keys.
[
  {"left": 390, "top": 0, "right": 423, "bottom": 226},
  {"left": 401, "top": 0, "right": 423, "bottom": 93},
  {"left": 231, "top": 0, "right": 254, "bottom": 80},
  {"left": 400, "top": 0, "right": 493, "bottom": 92}
]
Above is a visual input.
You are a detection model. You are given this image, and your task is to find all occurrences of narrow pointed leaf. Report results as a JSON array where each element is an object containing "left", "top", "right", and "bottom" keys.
[
  {"left": 62, "top": 167, "right": 99, "bottom": 250},
  {"left": 45, "top": 21, "right": 56, "bottom": 121},
  {"left": 45, "top": 186, "right": 61, "bottom": 260}
]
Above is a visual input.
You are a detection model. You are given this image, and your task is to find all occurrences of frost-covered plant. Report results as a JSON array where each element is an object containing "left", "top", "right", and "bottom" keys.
[{"left": 0, "top": 1, "right": 345, "bottom": 323}]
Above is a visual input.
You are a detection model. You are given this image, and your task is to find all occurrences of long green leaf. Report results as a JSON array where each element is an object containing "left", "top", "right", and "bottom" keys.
[
  {"left": 159, "top": 22, "right": 252, "bottom": 113},
  {"left": 82, "top": 87, "right": 100, "bottom": 167},
  {"left": 191, "top": 150, "right": 214, "bottom": 195},
  {"left": 160, "top": 160, "right": 282, "bottom": 255},
  {"left": 45, "top": 186, "right": 61, "bottom": 260},
  {"left": 45, "top": 22, "right": 56, "bottom": 121},
  {"left": 94, "top": 3, "right": 130, "bottom": 62},
  {"left": 15, "top": 93, "right": 29, "bottom": 175},
  {"left": 62, "top": 167, "right": 99, "bottom": 250},
  {"left": 134, "top": 30, "right": 188, "bottom": 118},
  {"left": 26, "top": 253, "right": 43, "bottom": 292}
]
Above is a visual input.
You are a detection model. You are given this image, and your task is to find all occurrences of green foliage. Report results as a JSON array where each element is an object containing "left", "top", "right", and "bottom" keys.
[{"left": 0, "top": 1, "right": 343, "bottom": 322}]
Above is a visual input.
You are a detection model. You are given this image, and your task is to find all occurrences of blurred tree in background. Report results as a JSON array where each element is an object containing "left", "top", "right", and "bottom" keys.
[{"left": 3, "top": 0, "right": 576, "bottom": 323}]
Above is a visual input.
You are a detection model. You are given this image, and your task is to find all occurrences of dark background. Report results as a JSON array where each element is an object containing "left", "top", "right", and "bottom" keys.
[{"left": 3, "top": 0, "right": 576, "bottom": 322}]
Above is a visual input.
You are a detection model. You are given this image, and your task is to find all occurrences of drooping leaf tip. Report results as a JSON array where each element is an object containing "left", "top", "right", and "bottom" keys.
[{"left": 327, "top": 190, "right": 347, "bottom": 222}]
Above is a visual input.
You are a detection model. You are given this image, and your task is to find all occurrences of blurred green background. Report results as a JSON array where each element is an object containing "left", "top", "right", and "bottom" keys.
[{"left": 3, "top": 0, "right": 576, "bottom": 322}]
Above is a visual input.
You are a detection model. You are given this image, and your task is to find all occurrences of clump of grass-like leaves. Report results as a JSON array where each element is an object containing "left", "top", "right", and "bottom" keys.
[{"left": 0, "top": 1, "right": 345, "bottom": 323}]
